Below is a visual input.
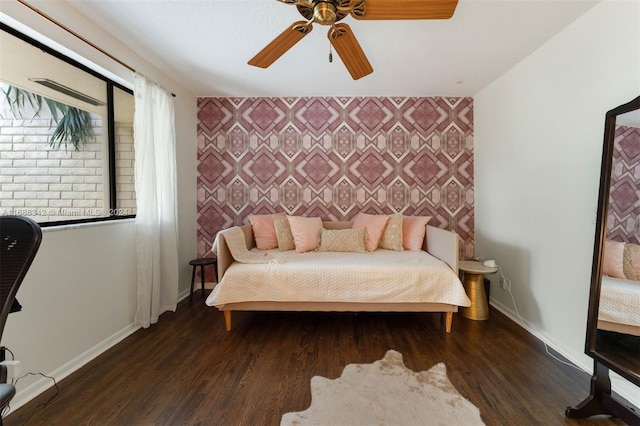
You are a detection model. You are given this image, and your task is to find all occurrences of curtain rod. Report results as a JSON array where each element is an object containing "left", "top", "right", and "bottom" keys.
[{"left": 16, "top": 0, "right": 176, "bottom": 97}]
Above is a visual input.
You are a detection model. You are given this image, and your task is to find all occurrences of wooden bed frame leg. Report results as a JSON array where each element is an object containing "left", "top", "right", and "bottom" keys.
[
  {"left": 224, "top": 311, "right": 232, "bottom": 331},
  {"left": 445, "top": 312, "right": 453, "bottom": 333}
]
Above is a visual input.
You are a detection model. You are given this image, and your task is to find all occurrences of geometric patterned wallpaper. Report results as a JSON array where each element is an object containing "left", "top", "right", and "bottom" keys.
[
  {"left": 196, "top": 96, "right": 475, "bottom": 260},
  {"left": 607, "top": 125, "right": 640, "bottom": 244}
]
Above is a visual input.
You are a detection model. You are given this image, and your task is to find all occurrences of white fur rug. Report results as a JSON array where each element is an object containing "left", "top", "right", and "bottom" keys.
[{"left": 281, "top": 350, "right": 485, "bottom": 426}]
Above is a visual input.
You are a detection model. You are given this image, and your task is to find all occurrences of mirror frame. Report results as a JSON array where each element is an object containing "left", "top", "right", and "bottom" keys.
[{"left": 585, "top": 95, "right": 640, "bottom": 387}]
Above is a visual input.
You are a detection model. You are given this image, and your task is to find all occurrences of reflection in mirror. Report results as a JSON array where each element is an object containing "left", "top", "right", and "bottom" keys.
[{"left": 597, "top": 108, "right": 640, "bottom": 378}]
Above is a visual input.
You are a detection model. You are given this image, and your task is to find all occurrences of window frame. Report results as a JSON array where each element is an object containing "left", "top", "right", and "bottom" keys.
[{"left": 0, "top": 23, "right": 135, "bottom": 227}]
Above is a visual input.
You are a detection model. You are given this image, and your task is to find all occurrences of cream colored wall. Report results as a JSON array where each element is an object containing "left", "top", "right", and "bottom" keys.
[
  {"left": 0, "top": 1, "right": 197, "bottom": 411},
  {"left": 475, "top": 0, "right": 639, "bottom": 405}
]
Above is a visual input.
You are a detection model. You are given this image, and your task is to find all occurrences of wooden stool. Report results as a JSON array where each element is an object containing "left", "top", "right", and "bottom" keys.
[{"left": 189, "top": 257, "right": 217, "bottom": 302}]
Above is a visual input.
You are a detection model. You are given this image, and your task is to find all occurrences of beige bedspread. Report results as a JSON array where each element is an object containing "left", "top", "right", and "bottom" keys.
[
  {"left": 205, "top": 248, "right": 470, "bottom": 308},
  {"left": 599, "top": 276, "right": 640, "bottom": 328}
]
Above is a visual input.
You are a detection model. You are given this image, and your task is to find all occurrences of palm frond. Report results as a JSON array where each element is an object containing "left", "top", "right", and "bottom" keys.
[
  {"left": 44, "top": 97, "right": 67, "bottom": 123},
  {"left": 49, "top": 108, "right": 94, "bottom": 151},
  {"left": 2, "top": 85, "right": 94, "bottom": 151},
  {"left": 1, "top": 85, "right": 45, "bottom": 117}
]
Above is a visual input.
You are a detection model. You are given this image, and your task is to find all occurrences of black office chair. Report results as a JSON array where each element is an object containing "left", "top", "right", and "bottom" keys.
[{"left": 0, "top": 216, "right": 42, "bottom": 422}]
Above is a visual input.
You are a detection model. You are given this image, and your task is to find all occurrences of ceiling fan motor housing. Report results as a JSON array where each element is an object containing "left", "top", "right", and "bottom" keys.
[
  {"left": 314, "top": 2, "right": 337, "bottom": 25},
  {"left": 297, "top": 0, "right": 350, "bottom": 26}
]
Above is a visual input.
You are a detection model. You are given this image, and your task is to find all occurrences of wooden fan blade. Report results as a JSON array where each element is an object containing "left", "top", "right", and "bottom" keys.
[
  {"left": 248, "top": 21, "right": 312, "bottom": 68},
  {"left": 328, "top": 24, "right": 373, "bottom": 80},
  {"left": 351, "top": 0, "right": 458, "bottom": 20}
]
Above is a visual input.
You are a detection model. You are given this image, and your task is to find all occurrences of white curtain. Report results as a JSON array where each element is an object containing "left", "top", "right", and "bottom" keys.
[{"left": 133, "top": 72, "right": 179, "bottom": 328}]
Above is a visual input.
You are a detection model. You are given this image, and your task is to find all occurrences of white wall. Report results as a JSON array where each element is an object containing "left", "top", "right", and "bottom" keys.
[
  {"left": 475, "top": 0, "right": 639, "bottom": 405},
  {"left": 0, "top": 1, "right": 197, "bottom": 411},
  {"left": 3, "top": 222, "right": 138, "bottom": 406}
]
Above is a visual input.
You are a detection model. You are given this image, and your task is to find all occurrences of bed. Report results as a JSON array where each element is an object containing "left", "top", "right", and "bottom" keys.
[
  {"left": 205, "top": 221, "right": 471, "bottom": 333},
  {"left": 599, "top": 239, "right": 640, "bottom": 336}
]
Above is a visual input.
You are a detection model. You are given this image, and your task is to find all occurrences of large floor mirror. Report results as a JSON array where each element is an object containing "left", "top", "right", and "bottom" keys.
[{"left": 566, "top": 96, "right": 640, "bottom": 423}]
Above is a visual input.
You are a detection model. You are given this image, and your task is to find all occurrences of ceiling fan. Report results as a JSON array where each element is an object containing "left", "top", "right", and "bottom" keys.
[{"left": 248, "top": 0, "right": 459, "bottom": 80}]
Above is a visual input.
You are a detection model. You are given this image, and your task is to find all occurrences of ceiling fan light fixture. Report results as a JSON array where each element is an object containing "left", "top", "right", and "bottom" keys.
[{"left": 313, "top": 1, "right": 337, "bottom": 25}]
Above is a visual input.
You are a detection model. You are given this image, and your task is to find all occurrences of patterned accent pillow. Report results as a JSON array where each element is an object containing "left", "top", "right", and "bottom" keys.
[
  {"left": 273, "top": 213, "right": 295, "bottom": 251},
  {"left": 319, "top": 228, "right": 366, "bottom": 253},
  {"left": 379, "top": 212, "right": 404, "bottom": 251},
  {"left": 622, "top": 242, "right": 639, "bottom": 280}
]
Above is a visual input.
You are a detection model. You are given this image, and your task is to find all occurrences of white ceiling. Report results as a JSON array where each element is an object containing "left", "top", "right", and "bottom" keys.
[{"left": 55, "top": 0, "right": 598, "bottom": 97}]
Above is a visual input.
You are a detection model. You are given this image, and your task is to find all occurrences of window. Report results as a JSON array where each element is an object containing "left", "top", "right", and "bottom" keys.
[{"left": 0, "top": 24, "right": 135, "bottom": 226}]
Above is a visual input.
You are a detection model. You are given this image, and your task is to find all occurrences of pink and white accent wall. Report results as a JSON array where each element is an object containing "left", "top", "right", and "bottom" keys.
[
  {"left": 197, "top": 96, "right": 475, "bottom": 258},
  {"left": 608, "top": 125, "right": 640, "bottom": 244}
]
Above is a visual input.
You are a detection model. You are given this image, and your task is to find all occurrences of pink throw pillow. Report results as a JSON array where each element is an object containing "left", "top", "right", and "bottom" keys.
[
  {"left": 402, "top": 216, "right": 431, "bottom": 251},
  {"left": 248, "top": 214, "right": 279, "bottom": 250},
  {"left": 603, "top": 240, "right": 625, "bottom": 279},
  {"left": 352, "top": 213, "right": 389, "bottom": 252},
  {"left": 287, "top": 216, "right": 323, "bottom": 253}
]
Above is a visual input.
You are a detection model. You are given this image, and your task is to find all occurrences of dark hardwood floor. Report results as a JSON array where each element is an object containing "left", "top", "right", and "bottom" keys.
[{"left": 6, "top": 293, "right": 629, "bottom": 425}]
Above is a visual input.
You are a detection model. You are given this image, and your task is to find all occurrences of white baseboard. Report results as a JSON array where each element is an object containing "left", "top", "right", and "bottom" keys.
[
  {"left": 8, "top": 322, "right": 140, "bottom": 415},
  {"left": 178, "top": 286, "right": 192, "bottom": 301},
  {"left": 180, "top": 282, "right": 214, "bottom": 297}
]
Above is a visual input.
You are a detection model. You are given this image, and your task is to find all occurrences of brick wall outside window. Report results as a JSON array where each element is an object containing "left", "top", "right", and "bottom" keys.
[{"left": 0, "top": 113, "right": 136, "bottom": 222}]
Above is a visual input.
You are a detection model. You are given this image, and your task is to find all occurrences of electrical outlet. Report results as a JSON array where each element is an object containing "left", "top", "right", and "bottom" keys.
[
  {"left": 500, "top": 277, "right": 512, "bottom": 291},
  {"left": 1, "top": 360, "right": 20, "bottom": 381}
]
